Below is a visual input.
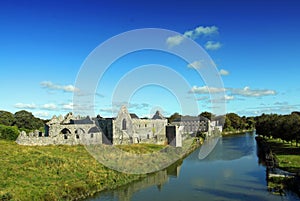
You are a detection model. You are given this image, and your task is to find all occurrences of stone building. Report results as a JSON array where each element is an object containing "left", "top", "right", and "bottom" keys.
[
  {"left": 16, "top": 105, "right": 167, "bottom": 146},
  {"left": 16, "top": 105, "right": 222, "bottom": 146},
  {"left": 172, "top": 116, "right": 210, "bottom": 135},
  {"left": 16, "top": 112, "right": 102, "bottom": 146},
  {"left": 98, "top": 106, "right": 167, "bottom": 145}
]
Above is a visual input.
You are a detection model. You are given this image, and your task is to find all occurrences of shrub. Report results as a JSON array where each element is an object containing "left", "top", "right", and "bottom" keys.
[{"left": 0, "top": 124, "right": 19, "bottom": 141}]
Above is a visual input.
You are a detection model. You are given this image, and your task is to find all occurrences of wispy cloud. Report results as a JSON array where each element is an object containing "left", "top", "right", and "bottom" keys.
[
  {"left": 190, "top": 85, "right": 276, "bottom": 98},
  {"left": 219, "top": 69, "right": 229, "bottom": 76},
  {"left": 205, "top": 41, "right": 222, "bottom": 50},
  {"left": 15, "top": 103, "right": 37, "bottom": 109},
  {"left": 196, "top": 96, "right": 210, "bottom": 101},
  {"left": 239, "top": 104, "right": 300, "bottom": 116},
  {"left": 62, "top": 102, "right": 74, "bottom": 110},
  {"left": 225, "top": 95, "right": 234, "bottom": 100},
  {"left": 166, "top": 25, "right": 219, "bottom": 47},
  {"left": 190, "top": 86, "right": 226, "bottom": 94},
  {"left": 41, "top": 81, "right": 79, "bottom": 93},
  {"left": 187, "top": 60, "right": 205, "bottom": 69},
  {"left": 230, "top": 86, "right": 276, "bottom": 97},
  {"left": 42, "top": 103, "right": 57, "bottom": 110},
  {"left": 166, "top": 35, "right": 185, "bottom": 47},
  {"left": 33, "top": 111, "right": 49, "bottom": 118}
]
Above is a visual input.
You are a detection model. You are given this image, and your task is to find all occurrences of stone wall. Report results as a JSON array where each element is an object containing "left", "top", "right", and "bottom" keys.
[
  {"left": 111, "top": 106, "right": 167, "bottom": 145},
  {"left": 16, "top": 129, "right": 102, "bottom": 146}
]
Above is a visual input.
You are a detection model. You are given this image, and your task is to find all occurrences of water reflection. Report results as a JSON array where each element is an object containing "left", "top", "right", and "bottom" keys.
[
  {"left": 89, "top": 160, "right": 183, "bottom": 201},
  {"left": 88, "top": 133, "right": 300, "bottom": 201}
]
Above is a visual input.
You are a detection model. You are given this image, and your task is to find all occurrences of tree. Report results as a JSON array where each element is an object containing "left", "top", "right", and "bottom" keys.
[
  {"left": 199, "top": 111, "right": 215, "bottom": 121},
  {"left": 168, "top": 112, "right": 182, "bottom": 123},
  {"left": 14, "top": 110, "right": 44, "bottom": 130},
  {"left": 0, "top": 110, "right": 15, "bottom": 126},
  {"left": 225, "top": 113, "right": 242, "bottom": 130}
]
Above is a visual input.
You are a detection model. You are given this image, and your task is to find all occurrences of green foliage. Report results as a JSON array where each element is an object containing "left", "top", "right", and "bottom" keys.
[
  {"left": 266, "top": 138, "right": 300, "bottom": 173},
  {"left": 14, "top": 110, "right": 44, "bottom": 130},
  {"left": 168, "top": 112, "right": 182, "bottom": 123},
  {"left": 0, "top": 124, "right": 19, "bottom": 141},
  {"left": 256, "top": 113, "right": 300, "bottom": 144},
  {"left": 0, "top": 110, "right": 15, "bottom": 126},
  {"left": 199, "top": 111, "right": 215, "bottom": 120},
  {"left": 116, "top": 143, "right": 165, "bottom": 154}
]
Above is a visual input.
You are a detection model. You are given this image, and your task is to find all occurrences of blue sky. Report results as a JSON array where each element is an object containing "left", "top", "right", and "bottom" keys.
[{"left": 1, "top": 0, "right": 300, "bottom": 119}]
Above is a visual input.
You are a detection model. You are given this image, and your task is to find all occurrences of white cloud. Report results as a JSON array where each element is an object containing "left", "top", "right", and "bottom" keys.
[
  {"left": 33, "top": 111, "right": 49, "bottom": 118},
  {"left": 41, "top": 81, "right": 79, "bottom": 93},
  {"left": 190, "top": 86, "right": 226, "bottom": 94},
  {"left": 219, "top": 69, "right": 229, "bottom": 76},
  {"left": 224, "top": 95, "right": 234, "bottom": 100},
  {"left": 239, "top": 104, "right": 300, "bottom": 116},
  {"left": 42, "top": 103, "right": 57, "bottom": 110},
  {"left": 166, "top": 25, "right": 219, "bottom": 47},
  {"left": 187, "top": 60, "right": 205, "bottom": 69},
  {"left": 230, "top": 86, "right": 276, "bottom": 97},
  {"left": 205, "top": 41, "right": 222, "bottom": 50},
  {"left": 196, "top": 96, "right": 210, "bottom": 101},
  {"left": 15, "top": 103, "right": 37, "bottom": 109},
  {"left": 166, "top": 35, "right": 185, "bottom": 47},
  {"left": 194, "top": 26, "right": 218, "bottom": 36},
  {"left": 190, "top": 85, "right": 276, "bottom": 98},
  {"left": 62, "top": 102, "right": 74, "bottom": 110}
]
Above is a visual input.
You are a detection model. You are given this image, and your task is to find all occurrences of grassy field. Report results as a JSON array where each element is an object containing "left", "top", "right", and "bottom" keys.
[
  {"left": 116, "top": 143, "right": 165, "bottom": 154},
  {"left": 0, "top": 140, "right": 146, "bottom": 200},
  {"left": 266, "top": 138, "right": 300, "bottom": 173}
]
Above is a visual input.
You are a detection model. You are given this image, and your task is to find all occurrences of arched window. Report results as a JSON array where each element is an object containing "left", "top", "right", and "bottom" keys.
[{"left": 122, "top": 119, "right": 126, "bottom": 130}]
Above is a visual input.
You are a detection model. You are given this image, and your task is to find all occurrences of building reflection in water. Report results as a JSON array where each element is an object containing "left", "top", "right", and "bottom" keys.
[{"left": 96, "top": 159, "right": 183, "bottom": 201}]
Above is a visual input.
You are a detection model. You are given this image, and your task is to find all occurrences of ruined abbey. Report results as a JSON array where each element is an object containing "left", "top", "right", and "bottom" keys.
[
  {"left": 16, "top": 105, "right": 222, "bottom": 146},
  {"left": 16, "top": 106, "right": 167, "bottom": 146}
]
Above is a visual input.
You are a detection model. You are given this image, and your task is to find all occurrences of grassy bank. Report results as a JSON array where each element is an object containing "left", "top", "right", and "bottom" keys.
[
  {"left": 265, "top": 138, "right": 300, "bottom": 173},
  {"left": 116, "top": 143, "right": 165, "bottom": 154},
  {"left": 0, "top": 139, "right": 201, "bottom": 200},
  {"left": 222, "top": 129, "right": 254, "bottom": 136},
  {"left": 0, "top": 140, "right": 144, "bottom": 200}
]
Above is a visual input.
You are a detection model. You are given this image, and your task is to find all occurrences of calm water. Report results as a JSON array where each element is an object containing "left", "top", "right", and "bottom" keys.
[{"left": 87, "top": 133, "right": 300, "bottom": 201}]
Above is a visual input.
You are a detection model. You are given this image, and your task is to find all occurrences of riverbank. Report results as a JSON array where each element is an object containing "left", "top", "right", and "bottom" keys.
[
  {"left": 255, "top": 136, "right": 300, "bottom": 196},
  {"left": 0, "top": 138, "right": 202, "bottom": 200},
  {"left": 222, "top": 129, "right": 254, "bottom": 136}
]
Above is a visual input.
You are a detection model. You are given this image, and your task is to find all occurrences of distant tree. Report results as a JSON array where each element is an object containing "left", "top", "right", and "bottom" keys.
[
  {"left": 168, "top": 112, "right": 182, "bottom": 123},
  {"left": 292, "top": 111, "right": 300, "bottom": 116},
  {"left": 223, "top": 117, "right": 232, "bottom": 131},
  {"left": 225, "top": 113, "right": 242, "bottom": 130},
  {"left": 14, "top": 110, "right": 44, "bottom": 130},
  {"left": 199, "top": 111, "right": 215, "bottom": 121},
  {"left": 0, "top": 110, "right": 15, "bottom": 126},
  {"left": 246, "top": 117, "right": 256, "bottom": 130}
]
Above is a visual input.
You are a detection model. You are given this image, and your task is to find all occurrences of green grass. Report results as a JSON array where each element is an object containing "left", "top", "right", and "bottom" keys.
[
  {"left": 266, "top": 138, "right": 300, "bottom": 173},
  {"left": 0, "top": 140, "right": 145, "bottom": 200},
  {"left": 116, "top": 143, "right": 165, "bottom": 154}
]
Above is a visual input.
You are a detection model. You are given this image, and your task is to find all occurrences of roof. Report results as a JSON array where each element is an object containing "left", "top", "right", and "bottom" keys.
[
  {"left": 70, "top": 116, "right": 94, "bottom": 124},
  {"left": 130, "top": 113, "right": 139, "bottom": 119},
  {"left": 152, "top": 111, "right": 165, "bottom": 119},
  {"left": 173, "top": 115, "right": 209, "bottom": 122}
]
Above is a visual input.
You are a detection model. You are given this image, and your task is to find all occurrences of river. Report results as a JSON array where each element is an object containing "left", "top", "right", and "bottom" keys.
[{"left": 87, "top": 132, "right": 300, "bottom": 201}]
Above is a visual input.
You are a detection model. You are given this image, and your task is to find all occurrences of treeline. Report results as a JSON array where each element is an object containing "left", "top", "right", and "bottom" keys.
[
  {"left": 255, "top": 112, "right": 300, "bottom": 145},
  {"left": 0, "top": 110, "right": 45, "bottom": 140}
]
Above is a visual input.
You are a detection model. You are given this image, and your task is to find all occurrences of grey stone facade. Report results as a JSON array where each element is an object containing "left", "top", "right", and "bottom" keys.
[
  {"left": 16, "top": 105, "right": 222, "bottom": 146},
  {"left": 16, "top": 106, "right": 167, "bottom": 146},
  {"left": 16, "top": 112, "right": 102, "bottom": 146}
]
